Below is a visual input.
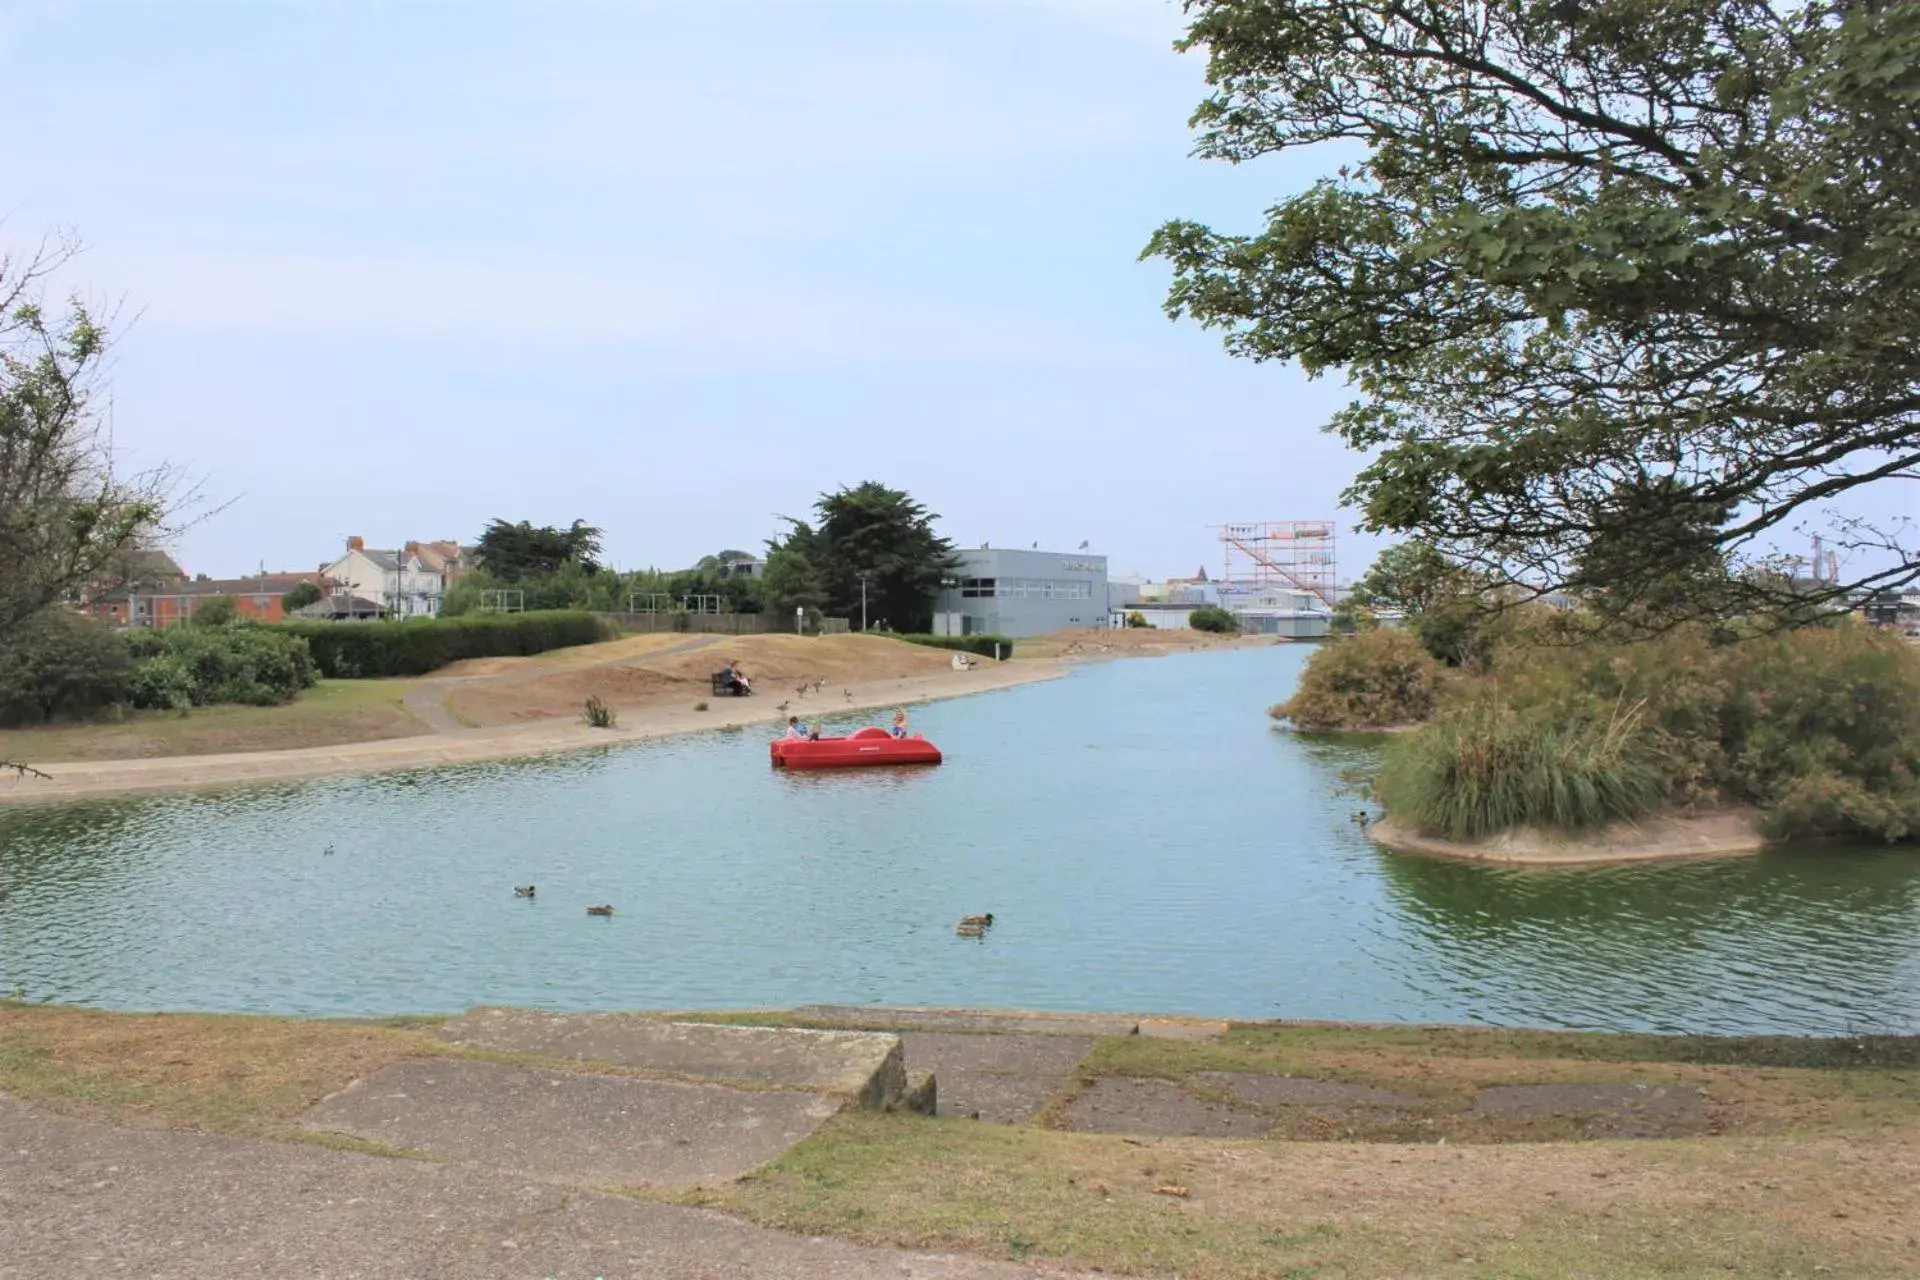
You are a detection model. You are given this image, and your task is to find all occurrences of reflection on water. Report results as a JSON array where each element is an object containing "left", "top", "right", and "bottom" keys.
[{"left": 2, "top": 646, "right": 1917, "bottom": 1034}]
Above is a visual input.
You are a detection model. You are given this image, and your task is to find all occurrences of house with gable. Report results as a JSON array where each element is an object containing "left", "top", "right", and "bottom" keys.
[{"left": 323, "top": 537, "right": 445, "bottom": 618}]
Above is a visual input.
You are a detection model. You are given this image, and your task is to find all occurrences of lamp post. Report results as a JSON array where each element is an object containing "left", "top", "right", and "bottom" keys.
[{"left": 858, "top": 571, "right": 871, "bottom": 632}]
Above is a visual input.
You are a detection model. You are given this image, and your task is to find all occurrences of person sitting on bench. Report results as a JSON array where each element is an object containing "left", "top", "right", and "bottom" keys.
[{"left": 718, "top": 659, "right": 751, "bottom": 695}]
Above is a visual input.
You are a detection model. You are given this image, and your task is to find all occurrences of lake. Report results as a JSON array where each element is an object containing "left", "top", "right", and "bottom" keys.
[{"left": 2, "top": 645, "right": 1917, "bottom": 1035}]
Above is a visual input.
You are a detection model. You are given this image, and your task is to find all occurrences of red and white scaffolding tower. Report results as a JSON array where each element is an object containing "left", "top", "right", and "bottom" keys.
[{"left": 1215, "top": 520, "right": 1338, "bottom": 608}]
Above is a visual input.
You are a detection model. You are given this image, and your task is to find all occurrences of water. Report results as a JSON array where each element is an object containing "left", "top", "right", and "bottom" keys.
[{"left": 2, "top": 646, "right": 1917, "bottom": 1035}]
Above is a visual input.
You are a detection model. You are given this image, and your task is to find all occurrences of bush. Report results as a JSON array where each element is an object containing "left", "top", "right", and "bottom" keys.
[
  {"left": 1377, "top": 696, "right": 1668, "bottom": 841},
  {"left": 280, "top": 610, "right": 607, "bottom": 678},
  {"left": 282, "top": 581, "right": 323, "bottom": 612},
  {"left": 0, "top": 610, "right": 134, "bottom": 725},
  {"left": 897, "top": 634, "right": 1012, "bottom": 660},
  {"left": 189, "top": 595, "right": 239, "bottom": 627},
  {"left": 1126, "top": 611, "right": 1150, "bottom": 628},
  {"left": 1273, "top": 629, "right": 1446, "bottom": 731},
  {"left": 128, "top": 623, "right": 317, "bottom": 708},
  {"left": 582, "top": 694, "right": 617, "bottom": 728},
  {"left": 1406, "top": 624, "right": 1920, "bottom": 842},
  {"left": 1189, "top": 605, "right": 1238, "bottom": 634}
]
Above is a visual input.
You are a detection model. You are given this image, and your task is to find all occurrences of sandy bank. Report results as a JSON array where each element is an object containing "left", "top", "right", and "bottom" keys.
[
  {"left": 1368, "top": 808, "right": 1769, "bottom": 866},
  {"left": 0, "top": 660, "right": 1061, "bottom": 806}
]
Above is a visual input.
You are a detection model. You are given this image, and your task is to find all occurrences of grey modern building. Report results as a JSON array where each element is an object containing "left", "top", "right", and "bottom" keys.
[{"left": 931, "top": 547, "right": 1109, "bottom": 638}]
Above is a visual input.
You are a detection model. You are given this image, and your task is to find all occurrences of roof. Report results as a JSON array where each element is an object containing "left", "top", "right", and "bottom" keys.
[{"left": 295, "top": 593, "right": 386, "bottom": 618}]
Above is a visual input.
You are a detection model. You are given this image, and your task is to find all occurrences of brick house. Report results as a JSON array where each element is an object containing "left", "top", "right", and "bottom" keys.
[{"left": 89, "top": 570, "right": 339, "bottom": 628}]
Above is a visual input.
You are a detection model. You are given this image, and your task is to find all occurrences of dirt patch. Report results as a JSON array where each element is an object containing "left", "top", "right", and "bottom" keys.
[
  {"left": 1371, "top": 807, "right": 1767, "bottom": 865},
  {"left": 1471, "top": 1082, "right": 1707, "bottom": 1137},
  {"left": 444, "top": 665, "right": 686, "bottom": 727},
  {"left": 1061, "top": 1077, "right": 1273, "bottom": 1139}
]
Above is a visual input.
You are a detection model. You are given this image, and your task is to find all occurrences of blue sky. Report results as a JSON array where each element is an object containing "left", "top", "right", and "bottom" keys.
[{"left": 2, "top": 0, "right": 1374, "bottom": 580}]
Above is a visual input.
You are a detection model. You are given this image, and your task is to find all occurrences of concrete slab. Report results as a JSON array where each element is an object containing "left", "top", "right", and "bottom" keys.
[
  {"left": 1061, "top": 1078, "right": 1273, "bottom": 1139},
  {"left": 2, "top": 1096, "right": 1080, "bottom": 1278},
  {"left": 1197, "top": 1072, "right": 1423, "bottom": 1108},
  {"left": 440, "top": 1007, "right": 906, "bottom": 1109},
  {"left": 793, "top": 1005, "right": 1140, "bottom": 1037},
  {"left": 299, "top": 1058, "right": 838, "bottom": 1187},
  {"left": 898, "top": 1031, "right": 1091, "bottom": 1123},
  {"left": 1470, "top": 1083, "right": 1706, "bottom": 1137}
]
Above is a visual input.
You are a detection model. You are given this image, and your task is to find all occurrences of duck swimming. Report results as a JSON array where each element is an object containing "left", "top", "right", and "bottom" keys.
[
  {"left": 586, "top": 904, "right": 615, "bottom": 916},
  {"left": 958, "top": 913, "right": 994, "bottom": 928},
  {"left": 514, "top": 885, "right": 537, "bottom": 898}
]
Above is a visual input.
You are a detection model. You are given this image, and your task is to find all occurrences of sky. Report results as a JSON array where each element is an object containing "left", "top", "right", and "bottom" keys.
[{"left": 0, "top": 0, "right": 1382, "bottom": 583}]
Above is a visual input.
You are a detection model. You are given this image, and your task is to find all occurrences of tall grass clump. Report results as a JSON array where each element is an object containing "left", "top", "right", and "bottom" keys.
[
  {"left": 1377, "top": 696, "right": 1668, "bottom": 841},
  {"left": 1272, "top": 628, "right": 1445, "bottom": 730}
]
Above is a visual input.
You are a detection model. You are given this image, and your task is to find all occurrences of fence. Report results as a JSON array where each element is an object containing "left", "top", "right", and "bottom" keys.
[{"left": 598, "top": 612, "right": 851, "bottom": 636}]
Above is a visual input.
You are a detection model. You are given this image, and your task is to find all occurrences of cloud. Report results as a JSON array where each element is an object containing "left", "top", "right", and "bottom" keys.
[{"left": 83, "top": 244, "right": 1169, "bottom": 370}]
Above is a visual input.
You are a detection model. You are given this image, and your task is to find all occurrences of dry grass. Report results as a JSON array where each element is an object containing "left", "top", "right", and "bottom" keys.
[
  {"left": 1014, "top": 627, "right": 1274, "bottom": 660},
  {"left": 696, "top": 1112, "right": 1920, "bottom": 1278},
  {"left": 0, "top": 1003, "right": 444, "bottom": 1134},
  {"left": 0, "top": 680, "right": 427, "bottom": 763}
]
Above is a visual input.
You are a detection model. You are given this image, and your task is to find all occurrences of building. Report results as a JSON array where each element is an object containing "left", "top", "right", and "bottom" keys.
[
  {"left": 89, "top": 571, "right": 338, "bottom": 628},
  {"left": 405, "top": 539, "right": 479, "bottom": 586},
  {"left": 931, "top": 547, "right": 1108, "bottom": 638},
  {"left": 1224, "top": 587, "right": 1331, "bottom": 638},
  {"left": 323, "top": 537, "right": 445, "bottom": 618}
]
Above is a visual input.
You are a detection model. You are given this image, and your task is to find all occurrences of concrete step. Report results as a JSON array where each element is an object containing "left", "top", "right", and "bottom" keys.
[
  {"left": 789, "top": 1005, "right": 1141, "bottom": 1038},
  {"left": 438, "top": 1007, "right": 907, "bottom": 1110}
]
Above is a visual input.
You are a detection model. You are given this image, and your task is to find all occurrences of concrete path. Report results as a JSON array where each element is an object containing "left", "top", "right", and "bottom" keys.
[{"left": 0, "top": 1097, "right": 1084, "bottom": 1279}]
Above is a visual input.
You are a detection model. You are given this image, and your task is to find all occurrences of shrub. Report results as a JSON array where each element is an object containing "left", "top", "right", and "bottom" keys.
[
  {"left": 281, "top": 581, "right": 323, "bottom": 612},
  {"left": 280, "top": 610, "right": 606, "bottom": 678},
  {"left": 582, "top": 695, "right": 617, "bottom": 728},
  {"left": 0, "top": 610, "right": 134, "bottom": 725},
  {"left": 1126, "top": 611, "right": 1150, "bottom": 628},
  {"left": 896, "top": 634, "right": 1011, "bottom": 660},
  {"left": 189, "top": 595, "right": 239, "bottom": 627},
  {"left": 1377, "top": 696, "right": 1668, "bottom": 841},
  {"left": 128, "top": 624, "right": 317, "bottom": 708},
  {"left": 1273, "top": 629, "right": 1446, "bottom": 731},
  {"left": 1189, "top": 605, "right": 1238, "bottom": 634}
]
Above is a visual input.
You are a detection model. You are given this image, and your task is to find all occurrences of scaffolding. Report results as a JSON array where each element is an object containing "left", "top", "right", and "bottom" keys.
[{"left": 1215, "top": 520, "right": 1338, "bottom": 608}]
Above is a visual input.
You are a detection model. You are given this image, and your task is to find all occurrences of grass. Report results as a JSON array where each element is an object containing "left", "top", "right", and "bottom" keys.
[
  {"left": 0, "top": 679, "right": 427, "bottom": 763},
  {"left": 6, "top": 1003, "right": 1918, "bottom": 1278},
  {"left": 1377, "top": 697, "right": 1668, "bottom": 840}
]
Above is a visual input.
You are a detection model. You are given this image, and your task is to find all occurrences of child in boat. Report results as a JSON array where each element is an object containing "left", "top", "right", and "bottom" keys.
[
  {"left": 889, "top": 710, "right": 910, "bottom": 739},
  {"left": 808, "top": 721, "right": 824, "bottom": 741},
  {"left": 784, "top": 716, "right": 808, "bottom": 740}
]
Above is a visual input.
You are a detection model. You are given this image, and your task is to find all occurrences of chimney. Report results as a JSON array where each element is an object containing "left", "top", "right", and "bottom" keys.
[{"left": 347, "top": 536, "right": 365, "bottom": 551}]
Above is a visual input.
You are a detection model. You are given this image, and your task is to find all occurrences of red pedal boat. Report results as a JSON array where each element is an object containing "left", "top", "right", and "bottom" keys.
[{"left": 770, "top": 726, "right": 942, "bottom": 770}]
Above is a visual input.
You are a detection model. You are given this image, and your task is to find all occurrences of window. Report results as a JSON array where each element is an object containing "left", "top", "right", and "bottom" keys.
[{"left": 961, "top": 577, "right": 996, "bottom": 598}]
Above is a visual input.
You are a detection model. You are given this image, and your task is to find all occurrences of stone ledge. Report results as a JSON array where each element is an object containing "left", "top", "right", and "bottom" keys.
[{"left": 1369, "top": 807, "right": 1767, "bottom": 866}]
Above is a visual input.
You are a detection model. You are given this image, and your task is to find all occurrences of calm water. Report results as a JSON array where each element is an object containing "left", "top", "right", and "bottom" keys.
[{"left": 2, "top": 647, "right": 1917, "bottom": 1035}]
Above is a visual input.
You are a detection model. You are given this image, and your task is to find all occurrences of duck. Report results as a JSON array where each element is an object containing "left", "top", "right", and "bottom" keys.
[
  {"left": 586, "top": 904, "right": 615, "bottom": 916},
  {"left": 958, "top": 913, "right": 994, "bottom": 928},
  {"left": 514, "top": 884, "right": 537, "bottom": 898},
  {"left": 1350, "top": 810, "right": 1371, "bottom": 825},
  {"left": 955, "top": 923, "right": 986, "bottom": 938}
]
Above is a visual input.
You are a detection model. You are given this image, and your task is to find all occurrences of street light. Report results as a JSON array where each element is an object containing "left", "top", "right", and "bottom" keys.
[{"left": 858, "top": 571, "right": 871, "bottom": 632}]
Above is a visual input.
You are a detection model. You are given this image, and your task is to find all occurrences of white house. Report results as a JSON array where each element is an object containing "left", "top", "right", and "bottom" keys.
[{"left": 323, "top": 537, "right": 444, "bottom": 618}]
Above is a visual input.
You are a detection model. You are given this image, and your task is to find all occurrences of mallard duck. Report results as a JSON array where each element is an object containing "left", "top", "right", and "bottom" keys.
[
  {"left": 586, "top": 904, "right": 615, "bottom": 916},
  {"left": 514, "top": 884, "right": 537, "bottom": 898},
  {"left": 955, "top": 923, "right": 986, "bottom": 938},
  {"left": 958, "top": 913, "right": 994, "bottom": 928}
]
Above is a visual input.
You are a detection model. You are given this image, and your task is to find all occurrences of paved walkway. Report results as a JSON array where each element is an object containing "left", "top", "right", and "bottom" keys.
[{"left": 0, "top": 1097, "right": 1083, "bottom": 1279}]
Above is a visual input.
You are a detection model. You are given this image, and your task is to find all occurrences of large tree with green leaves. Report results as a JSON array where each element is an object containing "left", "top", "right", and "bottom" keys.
[
  {"left": 1148, "top": 0, "right": 1920, "bottom": 622},
  {"left": 474, "top": 518, "right": 603, "bottom": 581},
  {"left": 766, "top": 483, "right": 958, "bottom": 631}
]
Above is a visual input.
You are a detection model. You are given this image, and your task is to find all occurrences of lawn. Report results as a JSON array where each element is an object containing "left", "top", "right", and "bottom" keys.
[{"left": 0, "top": 679, "right": 427, "bottom": 763}]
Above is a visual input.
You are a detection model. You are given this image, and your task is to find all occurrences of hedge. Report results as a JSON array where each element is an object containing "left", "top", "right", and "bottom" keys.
[
  {"left": 897, "top": 633, "right": 1013, "bottom": 660},
  {"left": 280, "top": 610, "right": 607, "bottom": 678}
]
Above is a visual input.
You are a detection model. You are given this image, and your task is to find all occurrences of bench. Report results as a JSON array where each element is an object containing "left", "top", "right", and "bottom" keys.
[{"left": 710, "top": 672, "right": 751, "bottom": 696}]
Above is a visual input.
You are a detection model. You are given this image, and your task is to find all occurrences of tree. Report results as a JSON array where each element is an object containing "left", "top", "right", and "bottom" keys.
[
  {"left": 0, "top": 608, "right": 134, "bottom": 725},
  {"left": 1349, "top": 541, "right": 1458, "bottom": 617},
  {"left": 786, "top": 482, "right": 958, "bottom": 633},
  {"left": 1189, "top": 604, "right": 1239, "bottom": 634},
  {"left": 189, "top": 594, "right": 238, "bottom": 626},
  {"left": 760, "top": 526, "right": 827, "bottom": 623},
  {"left": 3, "top": 234, "right": 179, "bottom": 773},
  {"left": 2, "top": 236, "right": 171, "bottom": 641},
  {"left": 1147, "top": 0, "right": 1920, "bottom": 624},
  {"left": 282, "top": 580, "right": 323, "bottom": 613},
  {"left": 474, "top": 518, "right": 603, "bottom": 581}
]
